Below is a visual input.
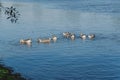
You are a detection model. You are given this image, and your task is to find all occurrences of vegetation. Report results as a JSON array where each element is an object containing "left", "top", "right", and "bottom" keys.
[
  {"left": 0, "top": 2, "right": 20, "bottom": 23},
  {"left": 0, "top": 64, "right": 26, "bottom": 80},
  {"left": 4, "top": 6, "right": 20, "bottom": 23}
]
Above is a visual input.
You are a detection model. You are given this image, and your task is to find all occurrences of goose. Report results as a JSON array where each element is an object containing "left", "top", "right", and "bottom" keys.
[
  {"left": 63, "top": 32, "right": 71, "bottom": 38},
  {"left": 80, "top": 33, "right": 87, "bottom": 40},
  {"left": 88, "top": 34, "right": 95, "bottom": 39},
  {"left": 52, "top": 35, "right": 57, "bottom": 42},
  {"left": 70, "top": 34, "right": 75, "bottom": 40},
  {"left": 38, "top": 38, "right": 51, "bottom": 43},
  {"left": 20, "top": 39, "right": 32, "bottom": 44}
]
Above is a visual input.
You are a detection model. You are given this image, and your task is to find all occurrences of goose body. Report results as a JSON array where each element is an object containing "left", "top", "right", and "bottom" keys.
[
  {"left": 63, "top": 32, "right": 71, "bottom": 38},
  {"left": 88, "top": 34, "right": 95, "bottom": 39},
  {"left": 20, "top": 39, "right": 32, "bottom": 44},
  {"left": 80, "top": 33, "right": 87, "bottom": 40},
  {"left": 70, "top": 34, "right": 75, "bottom": 40},
  {"left": 52, "top": 36, "right": 57, "bottom": 42},
  {"left": 38, "top": 38, "right": 51, "bottom": 43}
]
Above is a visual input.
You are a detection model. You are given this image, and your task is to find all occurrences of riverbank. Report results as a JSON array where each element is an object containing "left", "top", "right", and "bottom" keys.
[{"left": 0, "top": 64, "right": 26, "bottom": 80}]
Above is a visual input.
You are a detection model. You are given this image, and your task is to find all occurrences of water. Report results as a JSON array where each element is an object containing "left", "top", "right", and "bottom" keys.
[{"left": 0, "top": 0, "right": 120, "bottom": 80}]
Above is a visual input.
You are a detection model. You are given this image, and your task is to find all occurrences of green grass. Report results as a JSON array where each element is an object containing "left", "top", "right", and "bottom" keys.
[{"left": 0, "top": 64, "right": 27, "bottom": 80}]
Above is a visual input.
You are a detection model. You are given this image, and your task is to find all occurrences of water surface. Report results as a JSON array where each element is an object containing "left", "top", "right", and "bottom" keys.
[{"left": 0, "top": 0, "right": 120, "bottom": 80}]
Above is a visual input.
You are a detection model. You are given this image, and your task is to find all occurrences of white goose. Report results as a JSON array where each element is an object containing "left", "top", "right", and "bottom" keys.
[
  {"left": 88, "top": 34, "right": 95, "bottom": 39},
  {"left": 38, "top": 38, "right": 51, "bottom": 43},
  {"left": 20, "top": 39, "right": 32, "bottom": 44},
  {"left": 80, "top": 33, "right": 87, "bottom": 40},
  {"left": 63, "top": 32, "right": 71, "bottom": 38},
  {"left": 70, "top": 34, "right": 75, "bottom": 40},
  {"left": 52, "top": 35, "right": 57, "bottom": 42}
]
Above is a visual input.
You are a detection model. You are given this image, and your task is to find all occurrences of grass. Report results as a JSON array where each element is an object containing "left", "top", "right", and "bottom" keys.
[{"left": 0, "top": 64, "right": 27, "bottom": 80}]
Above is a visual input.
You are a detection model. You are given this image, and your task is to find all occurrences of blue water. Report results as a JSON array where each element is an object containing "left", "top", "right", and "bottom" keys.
[{"left": 0, "top": 0, "right": 120, "bottom": 80}]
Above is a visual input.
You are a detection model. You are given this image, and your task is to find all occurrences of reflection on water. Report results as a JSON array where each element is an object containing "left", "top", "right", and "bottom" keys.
[{"left": 0, "top": 1, "right": 120, "bottom": 80}]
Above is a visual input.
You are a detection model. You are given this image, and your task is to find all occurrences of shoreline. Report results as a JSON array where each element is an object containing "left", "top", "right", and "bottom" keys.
[{"left": 0, "top": 63, "right": 27, "bottom": 80}]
